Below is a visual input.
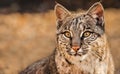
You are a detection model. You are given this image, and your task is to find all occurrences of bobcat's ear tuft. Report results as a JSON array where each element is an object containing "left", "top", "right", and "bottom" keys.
[
  {"left": 55, "top": 3, "right": 71, "bottom": 20},
  {"left": 87, "top": 2, "right": 104, "bottom": 19}
]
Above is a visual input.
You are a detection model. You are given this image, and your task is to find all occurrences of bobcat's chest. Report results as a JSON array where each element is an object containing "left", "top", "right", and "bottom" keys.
[
  {"left": 79, "top": 59, "right": 108, "bottom": 74},
  {"left": 55, "top": 53, "right": 108, "bottom": 74}
]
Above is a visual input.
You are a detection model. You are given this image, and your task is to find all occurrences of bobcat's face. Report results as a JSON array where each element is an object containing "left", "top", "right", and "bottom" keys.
[
  {"left": 55, "top": 3, "right": 105, "bottom": 61},
  {"left": 57, "top": 14, "right": 104, "bottom": 56}
]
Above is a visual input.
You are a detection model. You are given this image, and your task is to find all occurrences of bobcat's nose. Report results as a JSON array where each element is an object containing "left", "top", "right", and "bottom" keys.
[{"left": 72, "top": 46, "right": 80, "bottom": 52}]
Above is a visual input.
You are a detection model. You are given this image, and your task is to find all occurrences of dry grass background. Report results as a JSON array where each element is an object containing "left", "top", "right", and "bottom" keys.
[{"left": 0, "top": 9, "right": 119, "bottom": 74}]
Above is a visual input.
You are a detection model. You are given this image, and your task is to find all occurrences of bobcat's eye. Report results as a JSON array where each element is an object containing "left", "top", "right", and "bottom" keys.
[
  {"left": 64, "top": 31, "right": 71, "bottom": 38},
  {"left": 83, "top": 31, "right": 91, "bottom": 37}
]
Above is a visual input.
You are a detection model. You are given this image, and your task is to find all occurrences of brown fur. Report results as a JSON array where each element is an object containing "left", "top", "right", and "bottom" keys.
[{"left": 20, "top": 2, "right": 114, "bottom": 74}]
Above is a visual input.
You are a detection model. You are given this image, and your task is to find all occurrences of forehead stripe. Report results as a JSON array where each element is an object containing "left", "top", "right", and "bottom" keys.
[{"left": 73, "top": 18, "right": 84, "bottom": 30}]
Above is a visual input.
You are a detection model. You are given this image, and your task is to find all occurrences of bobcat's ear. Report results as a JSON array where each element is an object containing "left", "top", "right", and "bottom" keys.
[
  {"left": 55, "top": 3, "right": 71, "bottom": 21},
  {"left": 87, "top": 2, "right": 104, "bottom": 26}
]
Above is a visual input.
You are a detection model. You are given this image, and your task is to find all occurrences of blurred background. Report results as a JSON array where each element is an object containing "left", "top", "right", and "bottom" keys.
[{"left": 0, "top": 0, "right": 119, "bottom": 74}]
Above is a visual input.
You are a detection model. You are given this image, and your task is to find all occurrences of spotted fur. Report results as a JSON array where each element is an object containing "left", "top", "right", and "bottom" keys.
[{"left": 20, "top": 2, "right": 114, "bottom": 74}]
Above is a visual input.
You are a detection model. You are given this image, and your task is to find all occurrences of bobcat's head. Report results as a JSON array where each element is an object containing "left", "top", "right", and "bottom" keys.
[{"left": 55, "top": 2, "right": 106, "bottom": 62}]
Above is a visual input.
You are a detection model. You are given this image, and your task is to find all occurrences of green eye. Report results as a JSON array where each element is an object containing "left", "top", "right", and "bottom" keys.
[
  {"left": 83, "top": 31, "right": 91, "bottom": 37},
  {"left": 64, "top": 31, "right": 71, "bottom": 38}
]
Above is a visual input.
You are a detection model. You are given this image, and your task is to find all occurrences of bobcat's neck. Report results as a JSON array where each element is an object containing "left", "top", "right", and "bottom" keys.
[
  {"left": 55, "top": 49, "right": 82, "bottom": 74},
  {"left": 55, "top": 49, "right": 108, "bottom": 74}
]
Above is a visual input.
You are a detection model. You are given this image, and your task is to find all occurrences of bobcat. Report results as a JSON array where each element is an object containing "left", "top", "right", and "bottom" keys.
[{"left": 20, "top": 2, "right": 114, "bottom": 74}]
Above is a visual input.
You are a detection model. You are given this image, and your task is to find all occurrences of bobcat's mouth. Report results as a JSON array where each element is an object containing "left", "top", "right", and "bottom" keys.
[
  {"left": 66, "top": 47, "right": 88, "bottom": 56},
  {"left": 76, "top": 50, "right": 88, "bottom": 56}
]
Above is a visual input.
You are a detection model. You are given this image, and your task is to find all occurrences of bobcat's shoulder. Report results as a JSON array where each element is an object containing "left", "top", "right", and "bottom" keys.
[{"left": 20, "top": 52, "right": 59, "bottom": 74}]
